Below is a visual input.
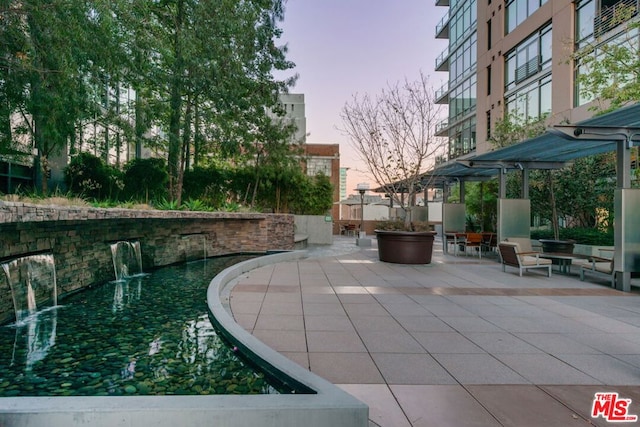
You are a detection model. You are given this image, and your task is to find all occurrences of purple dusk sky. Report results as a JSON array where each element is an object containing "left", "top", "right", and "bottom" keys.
[{"left": 277, "top": 0, "right": 447, "bottom": 194}]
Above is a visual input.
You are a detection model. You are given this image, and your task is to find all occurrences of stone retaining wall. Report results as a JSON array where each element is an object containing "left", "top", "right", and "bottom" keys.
[{"left": 0, "top": 201, "right": 294, "bottom": 324}]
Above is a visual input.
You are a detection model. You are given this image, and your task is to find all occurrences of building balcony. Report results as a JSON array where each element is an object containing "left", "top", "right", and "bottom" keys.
[
  {"left": 435, "top": 11, "right": 450, "bottom": 39},
  {"left": 434, "top": 82, "right": 450, "bottom": 104},
  {"left": 435, "top": 47, "right": 450, "bottom": 72},
  {"left": 436, "top": 0, "right": 450, "bottom": 6},
  {"left": 435, "top": 119, "right": 449, "bottom": 136},
  {"left": 594, "top": 0, "right": 638, "bottom": 37}
]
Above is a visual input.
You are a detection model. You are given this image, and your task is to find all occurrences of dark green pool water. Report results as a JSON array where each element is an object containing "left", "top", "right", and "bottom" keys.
[{"left": 0, "top": 256, "right": 283, "bottom": 397}]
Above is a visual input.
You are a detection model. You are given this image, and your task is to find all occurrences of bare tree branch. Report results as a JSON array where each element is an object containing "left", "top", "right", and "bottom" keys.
[{"left": 340, "top": 71, "right": 446, "bottom": 225}]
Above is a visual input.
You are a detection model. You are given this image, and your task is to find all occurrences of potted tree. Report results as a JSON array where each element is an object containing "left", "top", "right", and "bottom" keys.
[{"left": 340, "top": 72, "right": 446, "bottom": 264}]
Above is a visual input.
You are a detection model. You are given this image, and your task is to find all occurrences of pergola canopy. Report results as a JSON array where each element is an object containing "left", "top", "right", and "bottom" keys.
[{"left": 425, "top": 103, "right": 640, "bottom": 186}]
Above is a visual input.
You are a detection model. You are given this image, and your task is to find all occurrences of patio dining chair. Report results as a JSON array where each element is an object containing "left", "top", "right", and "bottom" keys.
[{"left": 462, "top": 232, "right": 483, "bottom": 258}]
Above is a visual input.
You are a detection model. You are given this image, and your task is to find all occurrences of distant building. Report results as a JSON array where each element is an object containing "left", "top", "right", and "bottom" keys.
[
  {"left": 303, "top": 143, "right": 341, "bottom": 220},
  {"left": 275, "top": 93, "right": 307, "bottom": 144},
  {"left": 339, "top": 168, "right": 349, "bottom": 200},
  {"left": 338, "top": 193, "right": 391, "bottom": 221}
]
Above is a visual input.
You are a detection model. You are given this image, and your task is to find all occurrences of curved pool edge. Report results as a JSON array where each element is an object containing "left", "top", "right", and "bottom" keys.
[
  {"left": 0, "top": 250, "right": 369, "bottom": 427},
  {"left": 206, "top": 250, "right": 369, "bottom": 424}
]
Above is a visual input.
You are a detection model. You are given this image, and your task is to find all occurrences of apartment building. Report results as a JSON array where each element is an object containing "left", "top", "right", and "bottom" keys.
[{"left": 435, "top": 0, "right": 638, "bottom": 159}]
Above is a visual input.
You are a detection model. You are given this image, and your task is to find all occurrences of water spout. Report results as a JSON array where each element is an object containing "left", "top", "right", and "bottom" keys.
[
  {"left": 1, "top": 254, "right": 57, "bottom": 323},
  {"left": 110, "top": 241, "right": 143, "bottom": 281}
]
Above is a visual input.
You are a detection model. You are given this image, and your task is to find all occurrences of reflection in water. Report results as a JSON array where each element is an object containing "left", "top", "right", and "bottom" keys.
[
  {"left": 10, "top": 308, "right": 58, "bottom": 373},
  {"left": 178, "top": 314, "right": 221, "bottom": 365},
  {"left": 112, "top": 277, "right": 143, "bottom": 313}
]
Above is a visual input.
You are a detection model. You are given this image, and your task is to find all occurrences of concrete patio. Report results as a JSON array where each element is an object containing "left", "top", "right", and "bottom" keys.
[{"left": 229, "top": 236, "right": 640, "bottom": 426}]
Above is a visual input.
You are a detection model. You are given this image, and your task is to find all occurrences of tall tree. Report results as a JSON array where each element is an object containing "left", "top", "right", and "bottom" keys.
[
  {"left": 0, "top": 0, "right": 127, "bottom": 192},
  {"left": 146, "top": 0, "right": 295, "bottom": 203},
  {"left": 341, "top": 72, "right": 445, "bottom": 228}
]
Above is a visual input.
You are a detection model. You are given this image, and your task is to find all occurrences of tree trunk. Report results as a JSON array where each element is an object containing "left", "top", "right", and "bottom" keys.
[{"left": 167, "top": 0, "right": 185, "bottom": 204}]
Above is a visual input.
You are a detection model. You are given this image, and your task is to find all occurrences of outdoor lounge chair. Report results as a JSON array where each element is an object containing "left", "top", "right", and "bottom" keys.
[
  {"left": 498, "top": 242, "right": 552, "bottom": 277},
  {"left": 580, "top": 256, "right": 615, "bottom": 287},
  {"left": 504, "top": 237, "right": 539, "bottom": 253}
]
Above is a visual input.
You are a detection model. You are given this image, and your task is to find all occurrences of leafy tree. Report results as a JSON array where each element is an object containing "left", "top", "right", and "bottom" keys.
[
  {"left": 571, "top": 5, "right": 640, "bottom": 112},
  {"left": 463, "top": 181, "right": 499, "bottom": 232},
  {"left": 143, "top": 0, "right": 295, "bottom": 203},
  {"left": 340, "top": 72, "right": 446, "bottom": 229},
  {"left": 0, "top": 0, "right": 128, "bottom": 193},
  {"left": 290, "top": 173, "right": 334, "bottom": 215},
  {"left": 487, "top": 112, "right": 548, "bottom": 148}
]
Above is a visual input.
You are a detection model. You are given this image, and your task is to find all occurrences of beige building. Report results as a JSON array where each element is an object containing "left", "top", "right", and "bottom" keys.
[{"left": 435, "top": 0, "right": 636, "bottom": 159}]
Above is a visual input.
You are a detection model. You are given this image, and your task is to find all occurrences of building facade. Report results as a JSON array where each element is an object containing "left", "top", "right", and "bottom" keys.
[
  {"left": 303, "top": 143, "right": 341, "bottom": 220},
  {"left": 277, "top": 93, "right": 307, "bottom": 144},
  {"left": 435, "top": 0, "right": 638, "bottom": 159}
]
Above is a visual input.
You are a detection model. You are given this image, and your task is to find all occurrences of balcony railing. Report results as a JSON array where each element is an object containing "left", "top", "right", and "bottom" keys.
[
  {"left": 435, "top": 11, "right": 450, "bottom": 39},
  {"left": 435, "top": 82, "right": 450, "bottom": 104},
  {"left": 435, "top": 119, "right": 449, "bottom": 136},
  {"left": 595, "top": 0, "right": 638, "bottom": 37},
  {"left": 435, "top": 47, "right": 450, "bottom": 71}
]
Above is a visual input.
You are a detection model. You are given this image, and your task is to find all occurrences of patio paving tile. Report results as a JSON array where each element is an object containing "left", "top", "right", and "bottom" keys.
[
  {"left": 308, "top": 352, "right": 383, "bottom": 384},
  {"left": 390, "top": 385, "right": 502, "bottom": 427},
  {"left": 370, "top": 353, "right": 457, "bottom": 385},
  {"left": 466, "top": 385, "right": 593, "bottom": 427},
  {"left": 303, "top": 314, "right": 355, "bottom": 332},
  {"left": 338, "top": 384, "right": 411, "bottom": 427},
  {"left": 358, "top": 330, "right": 426, "bottom": 354},
  {"left": 411, "top": 332, "right": 485, "bottom": 354},
  {"left": 229, "top": 236, "right": 640, "bottom": 426},
  {"left": 494, "top": 354, "right": 601, "bottom": 384},
  {"left": 254, "top": 314, "right": 304, "bottom": 331},
  {"left": 432, "top": 353, "right": 529, "bottom": 384},
  {"left": 306, "top": 330, "right": 367, "bottom": 352}
]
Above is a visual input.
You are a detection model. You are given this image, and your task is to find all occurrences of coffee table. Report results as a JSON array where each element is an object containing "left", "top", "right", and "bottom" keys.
[{"left": 538, "top": 252, "right": 592, "bottom": 274}]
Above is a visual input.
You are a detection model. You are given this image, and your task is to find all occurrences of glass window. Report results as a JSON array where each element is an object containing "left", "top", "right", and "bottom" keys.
[
  {"left": 540, "top": 29, "right": 552, "bottom": 66},
  {"left": 576, "top": 0, "right": 594, "bottom": 45},
  {"left": 506, "top": 74, "right": 552, "bottom": 121},
  {"left": 507, "top": 5, "right": 517, "bottom": 33},
  {"left": 506, "top": 0, "right": 548, "bottom": 34},
  {"left": 505, "top": 23, "right": 552, "bottom": 89},
  {"left": 540, "top": 77, "right": 552, "bottom": 114}
]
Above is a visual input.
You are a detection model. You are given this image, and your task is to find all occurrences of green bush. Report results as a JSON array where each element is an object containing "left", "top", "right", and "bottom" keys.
[
  {"left": 182, "top": 166, "right": 227, "bottom": 208},
  {"left": 531, "top": 228, "right": 614, "bottom": 245},
  {"left": 122, "top": 158, "right": 168, "bottom": 203},
  {"left": 64, "top": 152, "right": 122, "bottom": 200}
]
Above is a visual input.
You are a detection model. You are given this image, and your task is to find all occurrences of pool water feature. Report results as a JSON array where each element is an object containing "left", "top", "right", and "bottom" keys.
[
  {"left": 110, "top": 241, "right": 144, "bottom": 281},
  {"left": 0, "top": 256, "right": 287, "bottom": 397},
  {"left": 1, "top": 253, "right": 57, "bottom": 323}
]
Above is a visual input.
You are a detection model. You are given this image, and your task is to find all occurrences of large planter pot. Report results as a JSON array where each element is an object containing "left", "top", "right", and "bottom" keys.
[
  {"left": 539, "top": 239, "right": 576, "bottom": 254},
  {"left": 375, "top": 230, "right": 437, "bottom": 264}
]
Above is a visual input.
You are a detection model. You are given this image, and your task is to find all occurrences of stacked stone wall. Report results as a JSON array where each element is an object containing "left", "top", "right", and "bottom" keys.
[{"left": 0, "top": 202, "right": 294, "bottom": 323}]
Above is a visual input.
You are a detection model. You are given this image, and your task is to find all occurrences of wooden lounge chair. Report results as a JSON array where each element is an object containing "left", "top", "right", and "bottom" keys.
[
  {"left": 580, "top": 256, "right": 615, "bottom": 287},
  {"left": 498, "top": 242, "right": 552, "bottom": 277}
]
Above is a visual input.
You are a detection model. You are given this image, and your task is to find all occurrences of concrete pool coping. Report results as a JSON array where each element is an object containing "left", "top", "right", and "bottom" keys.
[{"left": 0, "top": 250, "right": 368, "bottom": 427}]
